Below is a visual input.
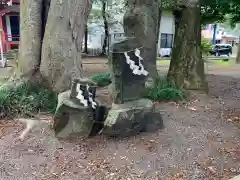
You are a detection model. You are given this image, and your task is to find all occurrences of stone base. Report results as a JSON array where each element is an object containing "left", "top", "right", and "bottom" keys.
[
  {"left": 103, "top": 99, "right": 163, "bottom": 137},
  {"left": 53, "top": 91, "right": 94, "bottom": 138}
]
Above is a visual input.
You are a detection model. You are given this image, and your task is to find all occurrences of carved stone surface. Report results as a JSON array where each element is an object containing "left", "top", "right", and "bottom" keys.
[
  {"left": 53, "top": 91, "right": 94, "bottom": 138},
  {"left": 123, "top": 0, "right": 159, "bottom": 78},
  {"left": 53, "top": 90, "right": 107, "bottom": 138},
  {"left": 109, "top": 37, "right": 148, "bottom": 104},
  {"left": 103, "top": 98, "right": 157, "bottom": 137}
]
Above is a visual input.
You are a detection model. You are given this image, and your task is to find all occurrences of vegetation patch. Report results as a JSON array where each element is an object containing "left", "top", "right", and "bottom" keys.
[
  {"left": 145, "top": 78, "right": 186, "bottom": 102},
  {"left": 91, "top": 72, "right": 185, "bottom": 102},
  {"left": 91, "top": 72, "right": 111, "bottom": 87},
  {"left": 0, "top": 82, "right": 57, "bottom": 119},
  {"left": 156, "top": 58, "right": 170, "bottom": 65}
]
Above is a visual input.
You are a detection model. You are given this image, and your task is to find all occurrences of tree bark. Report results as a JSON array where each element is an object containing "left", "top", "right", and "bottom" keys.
[
  {"left": 101, "top": 0, "right": 108, "bottom": 56},
  {"left": 236, "top": 38, "right": 240, "bottom": 64},
  {"left": 18, "top": 0, "right": 43, "bottom": 80},
  {"left": 167, "top": 0, "right": 208, "bottom": 91},
  {"left": 18, "top": 0, "right": 92, "bottom": 93},
  {"left": 40, "top": 0, "right": 92, "bottom": 93},
  {"left": 123, "top": 0, "right": 159, "bottom": 79},
  {"left": 83, "top": 25, "right": 88, "bottom": 54}
]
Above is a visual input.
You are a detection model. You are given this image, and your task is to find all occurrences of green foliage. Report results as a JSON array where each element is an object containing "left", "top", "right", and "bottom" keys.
[
  {"left": 145, "top": 78, "right": 186, "bottom": 102},
  {"left": 201, "top": 38, "right": 212, "bottom": 55},
  {"left": 161, "top": 0, "right": 240, "bottom": 25},
  {"left": 90, "top": 72, "right": 185, "bottom": 101},
  {"left": 91, "top": 72, "right": 111, "bottom": 87},
  {"left": 0, "top": 82, "right": 57, "bottom": 118}
]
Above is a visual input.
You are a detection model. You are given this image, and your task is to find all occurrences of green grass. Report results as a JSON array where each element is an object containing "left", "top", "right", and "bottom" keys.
[
  {"left": 156, "top": 58, "right": 170, "bottom": 65},
  {"left": 145, "top": 77, "right": 186, "bottom": 102},
  {"left": 0, "top": 82, "right": 57, "bottom": 118},
  {"left": 91, "top": 72, "right": 111, "bottom": 87}
]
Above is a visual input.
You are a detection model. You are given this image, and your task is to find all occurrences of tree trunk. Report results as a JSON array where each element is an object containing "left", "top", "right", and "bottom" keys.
[
  {"left": 236, "top": 38, "right": 240, "bottom": 64},
  {"left": 101, "top": 0, "right": 108, "bottom": 56},
  {"left": 167, "top": 0, "right": 207, "bottom": 91},
  {"left": 83, "top": 25, "right": 88, "bottom": 54},
  {"left": 19, "top": 0, "right": 92, "bottom": 93},
  {"left": 123, "top": 0, "right": 159, "bottom": 79},
  {"left": 18, "top": 0, "right": 43, "bottom": 80}
]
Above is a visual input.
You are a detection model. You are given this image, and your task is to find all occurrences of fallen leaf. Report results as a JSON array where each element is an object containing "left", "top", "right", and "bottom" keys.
[
  {"left": 207, "top": 166, "right": 217, "bottom": 174},
  {"left": 188, "top": 107, "right": 197, "bottom": 111}
]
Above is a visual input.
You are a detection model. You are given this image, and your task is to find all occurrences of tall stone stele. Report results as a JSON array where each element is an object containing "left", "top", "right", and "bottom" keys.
[{"left": 103, "top": 37, "right": 163, "bottom": 137}]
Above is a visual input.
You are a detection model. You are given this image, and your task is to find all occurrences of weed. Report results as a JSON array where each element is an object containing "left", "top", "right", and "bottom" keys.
[{"left": 0, "top": 82, "right": 57, "bottom": 118}]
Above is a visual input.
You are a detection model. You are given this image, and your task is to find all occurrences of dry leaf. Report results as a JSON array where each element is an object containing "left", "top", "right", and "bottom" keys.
[{"left": 188, "top": 107, "right": 197, "bottom": 111}]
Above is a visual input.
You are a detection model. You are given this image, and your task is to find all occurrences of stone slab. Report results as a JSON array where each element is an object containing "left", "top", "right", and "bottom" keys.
[{"left": 103, "top": 98, "right": 162, "bottom": 137}]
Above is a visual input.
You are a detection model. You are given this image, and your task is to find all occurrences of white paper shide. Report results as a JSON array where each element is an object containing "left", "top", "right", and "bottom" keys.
[
  {"left": 76, "top": 83, "right": 97, "bottom": 109},
  {"left": 124, "top": 48, "right": 148, "bottom": 76}
]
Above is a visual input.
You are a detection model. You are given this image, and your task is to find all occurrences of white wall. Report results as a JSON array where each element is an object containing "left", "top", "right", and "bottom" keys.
[
  {"left": 158, "top": 11, "right": 175, "bottom": 55},
  {"left": 160, "top": 11, "right": 175, "bottom": 34}
]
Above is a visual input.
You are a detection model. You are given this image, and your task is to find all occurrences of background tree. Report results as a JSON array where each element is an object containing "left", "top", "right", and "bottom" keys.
[
  {"left": 167, "top": 0, "right": 207, "bottom": 90},
  {"left": 19, "top": 0, "right": 92, "bottom": 93},
  {"left": 88, "top": 0, "right": 124, "bottom": 55},
  {"left": 100, "top": 0, "right": 108, "bottom": 55}
]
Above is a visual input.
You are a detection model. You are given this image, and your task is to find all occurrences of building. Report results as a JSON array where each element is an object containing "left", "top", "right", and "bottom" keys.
[
  {"left": 87, "top": 10, "right": 175, "bottom": 56},
  {"left": 0, "top": 0, "right": 19, "bottom": 52},
  {"left": 201, "top": 24, "right": 237, "bottom": 45}
]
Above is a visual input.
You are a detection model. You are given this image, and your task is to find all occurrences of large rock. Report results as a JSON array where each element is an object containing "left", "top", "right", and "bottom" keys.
[
  {"left": 103, "top": 98, "right": 162, "bottom": 137},
  {"left": 53, "top": 77, "right": 108, "bottom": 138},
  {"left": 53, "top": 91, "right": 95, "bottom": 138}
]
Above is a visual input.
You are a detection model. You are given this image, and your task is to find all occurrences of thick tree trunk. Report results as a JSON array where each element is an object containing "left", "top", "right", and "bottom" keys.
[
  {"left": 18, "top": 0, "right": 43, "bottom": 80},
  {"left": 123, "top": 0, "right": 159, "bottom": 79},
  {"left": 101, "top": 0, "right": 108, "bottom": 56},
  {"left": 236, "top": 39, "right": 240, "bottom": 64},
  {"left": 39, "top": 0, "right": 92, "bottom": 93},
  {"left": 167, "top": 1, "right": 207, "bottom": 91},
  {"left": 19, "top": 0, "right": 92, "bottom": 93},
  {"left": 83, "top": 25, "right": 88, "bottom": 54}
]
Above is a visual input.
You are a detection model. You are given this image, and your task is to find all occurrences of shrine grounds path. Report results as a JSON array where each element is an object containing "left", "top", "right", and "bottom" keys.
[{"left": 0, "top": 57, "right": 240, "bottom": 180}]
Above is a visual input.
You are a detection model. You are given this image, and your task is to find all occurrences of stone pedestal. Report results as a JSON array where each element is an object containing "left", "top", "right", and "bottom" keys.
[
  {"left": 53, "top": 78, "right": 107, "bottom": 138},
  {"left": 53, "top": 91, "right": 94, "bottom": 138},
  {"left": 103, "top": 99, "right": 162, "bottom": 137}
]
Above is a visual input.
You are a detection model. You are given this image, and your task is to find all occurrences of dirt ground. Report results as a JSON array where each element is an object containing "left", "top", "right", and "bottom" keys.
[{"left": 0, "top": 58, "right": 240, "bottom": 180}]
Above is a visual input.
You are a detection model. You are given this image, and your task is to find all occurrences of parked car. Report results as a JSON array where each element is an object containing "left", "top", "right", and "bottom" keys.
[{"left": 209, "top": 44, "right": 232, "bottom": 56}]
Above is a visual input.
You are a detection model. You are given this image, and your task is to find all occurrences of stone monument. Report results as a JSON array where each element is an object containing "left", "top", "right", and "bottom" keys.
[
  {"left": 103, "top": 37, "right": 163, "bottom": 137},
  {"left": 53, "top": 78, "right": 107, "bottom": 138}
]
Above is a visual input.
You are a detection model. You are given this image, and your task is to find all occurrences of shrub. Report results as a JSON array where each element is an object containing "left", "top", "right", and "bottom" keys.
[
  {"left": 145, "top": 78, "right": 186, "bottom": 101},
  {"left": 201, "top": 38, "right": 212, "bottom": 55},
  {"left": 0, "top": 82, "right": 57, "bottom": 118},
  {"left": 91, "top": 72, "right": 111, "bottom": 87}
]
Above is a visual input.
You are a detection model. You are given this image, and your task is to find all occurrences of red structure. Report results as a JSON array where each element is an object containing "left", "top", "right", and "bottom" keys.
[{"left": 0, "top": 0, "right": 19, "bottom": 52}]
